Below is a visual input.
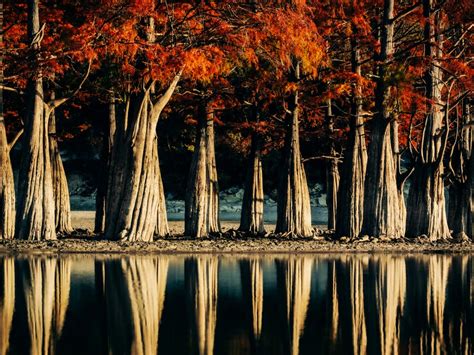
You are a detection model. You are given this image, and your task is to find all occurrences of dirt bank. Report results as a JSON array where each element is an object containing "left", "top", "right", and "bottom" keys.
[{"left": 0, "top": 211, "right": 470, "bottom": 254}]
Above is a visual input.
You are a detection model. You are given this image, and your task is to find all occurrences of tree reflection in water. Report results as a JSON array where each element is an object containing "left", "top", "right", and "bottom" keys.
[
  {"left": 20, "top": 256, "right": 71, "bottom": 355},
  {"left": 276, "top": 256, "right": 313, "bottom": 355},
  {"left": 102, "top": 256, "right": 169, "bottom": 355},
  {"left": 0, "top": 257, "right": 14, "bottom": 355},
  {"left": 0, "top": 253, "right": 472, "bottom": 355},
  {"left": 186, "top": 256, "right": 218, "bottom": 355}
]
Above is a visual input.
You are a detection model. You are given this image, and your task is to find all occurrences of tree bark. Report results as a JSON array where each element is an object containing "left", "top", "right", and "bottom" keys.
[
  {"left": 405, "top": 0, "right": 450, "bottom": 240},
  {"left": 48, "top": 92, "right": 72, "bottom": 234},
  {"left": 154, "top": 137, "right": 169, "bottom": 237},
  {"left": 0, "top": 118, "right": 15, "bottom": 240},
  {"left": 16, "top": 0, "right": 56, "bottom": 240},
  {"left": 361, "top": 0, "right": 404, "bottom": 238},
  {"left": 325, "top": 99, "right": 339, "bottom": 230},
  {"left": 239, "top": 134, "right": 265, "bottom": 234},
  {"left": 105, "top": 74, "right": 181, "bottom": 242},
  {"left": 94, "top": 100, "right": 116, "bottom": 233},
  {"left": 447, "top": 101, "right": 472, "bottom": 239},
  {"left": 336, "top": 36, "right": 367, "bottom": 238},
  {"left": 276, "top": 62, "right": 313, "bottom": 237},
  {"left": 185, "top": 102, "right": 221, "bottom": 238}
]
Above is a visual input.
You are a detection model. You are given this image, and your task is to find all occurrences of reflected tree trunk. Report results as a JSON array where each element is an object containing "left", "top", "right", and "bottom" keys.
[
  {"left": 421, "top": 256, "right": 451, "bottom": 355},
  {"left": 104, "top": 256, "right": 169, "bottom": 355},
  {"left": 54, "top": 258, "right": 71, "bottom": 337},
  {"left": 185, "top": 103, "right": 221, "bottom": 238},
  {"left": 276, "top": 256, "right": 313, "bottom": 355},
  {"left": 240, "top": 258, "right": 264, "bottom": 351},
  {"left": 0, "top": 257, "right": 15, "bottom": 355},
  {"left": 349, "top": 257, "right": 368, "bottom": 355},
  {"left": 375, "top": 256, "right": 406, "bottom": 355},
  {"left": 22, "top": 257, "right": 57, "bottom": 355},
  {"left": 185, "top": 257, "right": 218, "bottom": 355}
]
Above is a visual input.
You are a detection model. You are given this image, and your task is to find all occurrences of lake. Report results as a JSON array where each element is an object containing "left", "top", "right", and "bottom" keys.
[{"left": 0, "top": 253, "right": 472, "bottom": 354}]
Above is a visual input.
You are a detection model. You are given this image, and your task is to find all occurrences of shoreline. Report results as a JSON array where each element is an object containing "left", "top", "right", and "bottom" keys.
[{"left": 0, "top": 236, "right": 473, "bottom": 255}]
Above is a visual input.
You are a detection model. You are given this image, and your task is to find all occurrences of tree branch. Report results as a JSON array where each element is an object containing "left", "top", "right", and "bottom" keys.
[
  {"left": 7, "top": 128, "right": 24, "bottom": 152},
  {"left": 150, "top": 68, "right": 183, "bottom": 124}
]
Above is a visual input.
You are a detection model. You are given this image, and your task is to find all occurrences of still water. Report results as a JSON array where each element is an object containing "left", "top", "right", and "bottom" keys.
[{"left": 0, "top": 253, "right": 472, "bottom": 355}]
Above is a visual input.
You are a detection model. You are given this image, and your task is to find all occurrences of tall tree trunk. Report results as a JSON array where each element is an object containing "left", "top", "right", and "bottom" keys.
[
  {"left": 16, "top": 0, "right": 56, "bottom": 240},
  {"left": 336, "top": 36, "right": 367, "bottom": 238},
  {"left": 48, "top": 92, "right": 72, "bottom": 234},
  {"left": 276, "top": 62, "right": 313, "bottom": 237},
  {"left": 361, "top": 0, "right": 404, "bottom": 238},
  {"left": 155, "top": 137, "right": 169, "bottom": 237},
  {"left": 0, "top": 118, "right": 15, "bottom": 240},
  {"left": 0, "top": 2, "right": 15, "bottom": 240},
  {"left": 326, "top": 99, "right": 339, "bottom": 230},
  {"left": 95, "top": 100, "right": 116, "bottom": 234},
  {"left": 406, "top": 0, "right": 450, "bottom": 240},
  {"left": 185, "top": 103, "right": 221, "bottom": 238},
  {"left": 105, "top": 74, "right": 181, "bottom": 242},
  {"left": 239, "top": 134, "right": 265, "bottom": 234},
  {"left": 448, "top": 102, "right": 473, "bottom": 240}
]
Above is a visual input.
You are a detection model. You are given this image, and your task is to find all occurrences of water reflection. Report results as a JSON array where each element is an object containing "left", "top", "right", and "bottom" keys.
[
  {"left": 186, "top": 257, "right": 218, "bottom": 355},
  {"left": 0, "top": 253, "right": 472, "bottom": 354},
  {"left": 100, "top": 257, "right": 168, "bottom": 355},
  {"left": 0, "top": 257, "right": 14, "bottom": 355}
]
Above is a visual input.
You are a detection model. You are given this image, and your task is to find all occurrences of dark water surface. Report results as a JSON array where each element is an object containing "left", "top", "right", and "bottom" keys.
[{"left": 0, "top": 253, "right": 472, "bottom": 355}]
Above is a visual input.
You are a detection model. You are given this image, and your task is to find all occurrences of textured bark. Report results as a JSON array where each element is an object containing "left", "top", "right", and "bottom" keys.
[
  {"left": 0, "top": 257, "right": 15, "bottom": 355},
  {"left": 447, "top": 102, "right": 472, "bottom": 239},
  {"left": 48, "top": 94, "right": 72, "bottom": 234},
  {"left": 326, "top": 99, "right": 339, "bottom": 230},
  {"left": 185, "top": 104, "right": 221, "bottom": 238},
  {"left": 361, "top": 0, "right": 404, "bottom": 238},
  {"left": 336, "top": 37, "right": 367, "bottom": 238},
  {"left": 104, "top": 256, "right": 169, "bottom": 355},
  {"left": 240, "top": 258, "right": 264, "bottom": 351},
  {"left": 186, "top": 257, "right": 218, "bottom": 355},
  {"left": 95, "top": 100, "right": 116, "bottom": 233},
  {"left": 276, "top": 63, "right": 313, "bottom": 237},
  {"left": 0, "top": 118, "right": 15, "bottom": 240},
  {"left": 239, "top": 134, "right": 265, "bottom": 234},
  {"left": 105, "top": 74, "right": 180, "bottom": 242},
  {"left": 154, "top": 138, "right": 169, "bottom": 237},
  {"left": 406, "top": 0, "right": 449, "bottom": 240},
  {"left": 276, "top": 256, "right": 313, "bottom": 355},
  {"left": 16, "top": 0, "right": 56, "bottom": 240}
]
